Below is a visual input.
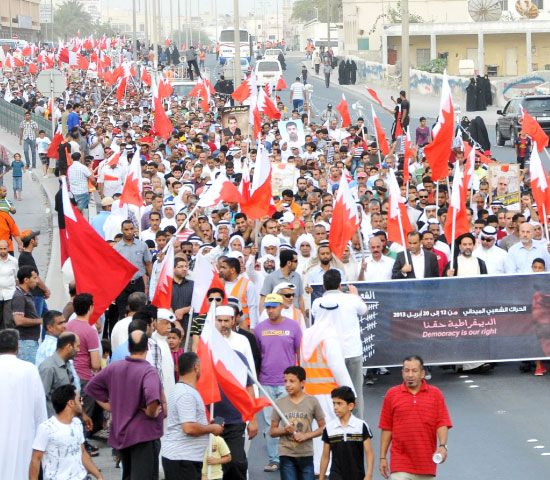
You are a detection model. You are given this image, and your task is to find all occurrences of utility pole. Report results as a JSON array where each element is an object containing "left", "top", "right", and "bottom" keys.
[
  {"left": 233, "top": 0, "right": 241, "bottom": 87},
  {"left": 178, "top": 0, "right": 182, "bottom": 49},
  {"left": 185, "top": 0, "right": 189, "bottom": 48},
  {"left": 170, "top": 0, "right": 174, "bottom": 43},
  {"left": 144, "top": 0, "right": 149, "bottom": 48},
  {"left": 132, "top": 0, "right": 137, "bottom": 61},
  {"left": 326, "top": 0, "right": 330, "bottom": 47},
  {"left": 401, "top": 0, "right": 410, "bottom": 94}
]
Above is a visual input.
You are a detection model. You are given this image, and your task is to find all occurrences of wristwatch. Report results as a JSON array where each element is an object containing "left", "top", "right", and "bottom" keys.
[{"left": 439, "top": 444, "right": 448, "bottom": 450}]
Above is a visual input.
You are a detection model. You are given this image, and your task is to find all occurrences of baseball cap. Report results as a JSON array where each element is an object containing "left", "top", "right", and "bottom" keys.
[
  {"left": 101, "top": 197, "right": 114, "bottom": 207},
  {"left": 21, "top": 229, "right": 40, "bottom": 242},
  {"left": 157, "top": 308, "right": 176, "bottom": 322},
  {"left": 264, "top": 293, "right": 284, "bottom": 308}
]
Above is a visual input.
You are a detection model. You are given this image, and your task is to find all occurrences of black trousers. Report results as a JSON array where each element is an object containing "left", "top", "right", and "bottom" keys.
[
  {"left": 115, "top": 277, "right": 145, "bottom": 320},
  {"left": 222, "top": 423, "right": 247, "bottom": 480},
  {"left": 120, "top": 439, "right": 160, "bottom": 480},
  {"left": 162, "top": 458, "right": 202, "bottom": 480}
]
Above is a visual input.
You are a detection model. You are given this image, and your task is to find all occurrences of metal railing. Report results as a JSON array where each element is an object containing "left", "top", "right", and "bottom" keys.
[{"left": 0, "top": 99, "right": 51, "bottom": 137}]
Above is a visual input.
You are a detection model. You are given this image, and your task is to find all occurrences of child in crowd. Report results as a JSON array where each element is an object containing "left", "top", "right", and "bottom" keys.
[
  {"left": 167, "top": 327, "right": 184, "bottom": 382},
  {"left": 36, "top": 130, "right": 51, "bottom": 177},
  {"left": 270, "top": 366, "right": 326, "bottom": 480},
  {"left": 11, "top": 153, "right": 25, "bottom": 200},
  {"left": 201, "top": 433, "right": 231, "bottom": 480},
  {"left": 319, "top": 386, "right": 374, "bottom": 480}
]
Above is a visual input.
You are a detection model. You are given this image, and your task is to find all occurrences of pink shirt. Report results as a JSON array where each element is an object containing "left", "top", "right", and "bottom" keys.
[{"left": 66, "top": 319, "right": 100, "bottom": 381}]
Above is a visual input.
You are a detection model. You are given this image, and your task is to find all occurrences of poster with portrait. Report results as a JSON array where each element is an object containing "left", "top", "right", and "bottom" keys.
[
  {"left": 488, "top": 163, "right": 521, "bottom": 209},
  {"left": 272, "top": 162, "right": 298, "bottom": 197},
  {"left": 219, "top": 106, "right": 250, "bottom": 138},
  {"left": 278, "top": 119, "right": 305, "bottom": 150}
]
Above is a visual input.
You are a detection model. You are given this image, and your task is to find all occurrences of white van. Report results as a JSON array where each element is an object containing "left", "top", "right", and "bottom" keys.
[
  {"left": 255, "top": 59, "right": 282, "bottom": 86},
  {"left": 263, "top": 48, "right": 284, "bottom": 61}
]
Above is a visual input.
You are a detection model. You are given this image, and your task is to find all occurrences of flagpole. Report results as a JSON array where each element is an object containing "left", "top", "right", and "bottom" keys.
[
  {"left": 543, "top": 204, "right": 549, "bottom": 242},
  {"left": 247, "top": 368, "right": 291, "bottom": 427},
  {"left": 356, "top": 205, "right": 366, "bottom": 261},
  {"left": 207, "top": 403, "right": 214, "bottom": 480},
  {"left": 184, "top": 307, "right": 194, "bottom": 351},
  {"left": 450, "top": 207, "right": 457, "bottom": 267},
  {"left": 397, "top": 212, "right": 410, "bottom": 266}
]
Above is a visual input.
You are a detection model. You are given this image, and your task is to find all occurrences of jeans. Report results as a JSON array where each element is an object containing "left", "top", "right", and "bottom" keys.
[
  {"left": 119, "top": 439, "right": 160, "bottom": 480},
  {"left": 345, "top": 355, "right": 364, "bottom": 419},
  {"left": 74, "top": 193, "right": 90, "bottom": 212},
  {"left": 33, "top": 295, "right": 48, "bottom": 318},
  {"left": 17, "top": 339, "right": 38, "bottom": 363},
  {"left": 293, "top": 99, "right": 304, "bottom": 111},
  {"left": 324, "top": 73, "right": 331, "bottom": 88},
  {"left": 13, "top": 176, "right": 22, "bottom": 192},
  {"left": 280, "top": 456, "right": 315, "bottom": 480},
  {"left": 262, "top": 384, "right": 287, "bottom": 464},
  {"left": 23, "top": 138, "right": 37, "bottom": 168}
]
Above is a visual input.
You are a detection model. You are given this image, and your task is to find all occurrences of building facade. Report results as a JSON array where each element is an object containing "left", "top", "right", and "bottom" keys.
[{"left": 0, "top": 0, "right": 41, "bottom": 40}]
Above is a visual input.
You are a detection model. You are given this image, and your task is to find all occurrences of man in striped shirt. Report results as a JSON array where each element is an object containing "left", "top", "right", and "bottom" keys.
[{"left": 19, "top": 112, "right": 39, "bottom": 169}]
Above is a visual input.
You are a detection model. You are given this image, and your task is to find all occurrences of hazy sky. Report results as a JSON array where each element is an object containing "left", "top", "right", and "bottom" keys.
[{"left": 111, "top": 0, "right": 263, "bottom": 15}]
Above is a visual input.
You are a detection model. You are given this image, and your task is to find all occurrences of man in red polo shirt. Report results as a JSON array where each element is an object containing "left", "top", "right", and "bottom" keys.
[{"left": 378, "top": 355, "right": 452, "bottom": 479}]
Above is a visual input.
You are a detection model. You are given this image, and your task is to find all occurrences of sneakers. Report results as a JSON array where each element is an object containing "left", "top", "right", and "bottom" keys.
[
  {"left": 365, "top": 373, "right": 375, "bottom": 385},
  {"left": 264, "top": 462, "right": 279, "bottom": 472},
  {"left": 425, "top": 366, "right": 432, "bottom": 380},
  {"left": 534, "top": 363, "right": 547, "bottom": 376},
  {"left": 378, "top": 367, "right": 390, "bottom": 375},
  {"left": 84, "top": 441, "right": 99, "bottom": 457}
]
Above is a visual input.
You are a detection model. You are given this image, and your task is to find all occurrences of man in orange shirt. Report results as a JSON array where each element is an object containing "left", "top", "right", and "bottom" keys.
[{"left": 0, "top": 211, "right": 23, "bottom": 255}]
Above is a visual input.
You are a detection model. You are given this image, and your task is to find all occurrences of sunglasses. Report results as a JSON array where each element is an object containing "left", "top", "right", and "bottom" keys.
[
  {"left": 208, "top": 297, "right": 222, "bottom": 303},
  {"left": 481, "top": 237, "right": 494, "bottom": 242},
  {"left": 419, "top": 195, "right": 428, "bottom": 199},
  {"left": 282, "top": 293, "right": 295, "bottom": 298}
]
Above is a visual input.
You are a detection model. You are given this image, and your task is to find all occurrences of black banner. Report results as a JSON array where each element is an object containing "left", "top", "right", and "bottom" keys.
[{"left": 311, "top": 273, "right": 550, "bottom": 368}]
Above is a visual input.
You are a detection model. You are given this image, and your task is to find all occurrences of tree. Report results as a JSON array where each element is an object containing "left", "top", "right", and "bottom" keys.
[
  {"left": 291, "top": 0, "right": 343, "bottom": 23},
  {"left": 386, "top": 1, "right": 424, "bottom": 23},
  {"left": 53, "top": 0, "right": 93, "bottom": 39}
]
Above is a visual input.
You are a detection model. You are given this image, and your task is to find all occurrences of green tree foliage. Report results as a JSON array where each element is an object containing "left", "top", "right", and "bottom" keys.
[
  {"left": 53, "top": 0, "right": 93, "bottom": 39},
  {"left": 291, "top": 0, "right": 343, "bottom": 23}
]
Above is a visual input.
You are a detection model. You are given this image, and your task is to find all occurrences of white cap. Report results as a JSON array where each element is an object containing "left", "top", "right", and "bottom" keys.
[
  {"left": 216, "top": 306, "right": 235, "bottom": 317},
  {"left": 157, "top": 308, "right": 176, "bottom": 322}
]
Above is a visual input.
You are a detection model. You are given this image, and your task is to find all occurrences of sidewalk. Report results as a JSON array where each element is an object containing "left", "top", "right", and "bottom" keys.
[{"left": 299, "top": 53, "right": 501, "bottom": 126}]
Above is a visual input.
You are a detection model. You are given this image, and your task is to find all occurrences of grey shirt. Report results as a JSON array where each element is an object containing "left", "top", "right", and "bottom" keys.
[
  {"left": 260, "top": 270, "right": 304, "bottom": 308},
  {"left": 39, "top": 352, "right": 75, "bottom": 416},
  {"left": 113, "top": 238, "right": 152, "bottom": 280}
]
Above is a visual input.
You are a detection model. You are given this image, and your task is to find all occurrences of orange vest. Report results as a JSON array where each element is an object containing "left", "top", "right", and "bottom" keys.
[
  {"left": 230, "top": 275, "right": 251, "bottom": 326},
  {"left": 301, "top": 342, "right": 338, "bottom": 395}
]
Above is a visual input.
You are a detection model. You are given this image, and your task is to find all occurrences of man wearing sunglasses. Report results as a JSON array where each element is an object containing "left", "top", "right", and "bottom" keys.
[
  {"left": 473, "top": 226, "right": 507, "bottom": 275},
  {"left": 257, "top": 283, "right": 306, "bottom": 331},
  {"left": 190, "top": 288, "right": 225, "bottom": 352}
]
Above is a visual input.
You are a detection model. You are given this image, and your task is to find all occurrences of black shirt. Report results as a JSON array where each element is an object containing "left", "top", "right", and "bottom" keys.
[
  {"left": 171, "top": 278, "right": 194, "bottom": 323},
  {"left": 12, "top": 286, "right": 40, "bottom": 340},
  {"left": 18, "top": 250, "right": 43, "bottom": 297}
]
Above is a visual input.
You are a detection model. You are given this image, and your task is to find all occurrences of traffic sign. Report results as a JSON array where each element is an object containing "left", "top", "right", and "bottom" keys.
[{"left": 36, "top": 69, "right": 66, "bottom": 97}]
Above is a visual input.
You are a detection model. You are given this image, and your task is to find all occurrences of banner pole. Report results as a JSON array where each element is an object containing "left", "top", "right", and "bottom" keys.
[
  {"left": 397, "top": 211, "right": 409, "bottom": 266},
  {"left": 450, "top": 207, "right": 457, "bottom": 269},
  {"left": 247, "top": 368, "right": 291, "bottom": 426},
  {"left": 184, "top": 307, "right": 194, "bottom": 352},
  {"left": 207, "top": 403, "right": 214, "bottom": 479},
  {"left": 542, "top": 204, "right": 549, "bottom": 243}
]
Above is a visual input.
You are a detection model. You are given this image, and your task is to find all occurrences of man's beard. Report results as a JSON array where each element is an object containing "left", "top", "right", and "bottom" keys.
[{"left": 320, "top": 259, "right": 331, "bottom": 266}]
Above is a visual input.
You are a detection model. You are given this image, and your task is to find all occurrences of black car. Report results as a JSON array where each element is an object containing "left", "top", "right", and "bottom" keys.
[{"left": 496, "top": 95, "right": 550, "bottom": 146}]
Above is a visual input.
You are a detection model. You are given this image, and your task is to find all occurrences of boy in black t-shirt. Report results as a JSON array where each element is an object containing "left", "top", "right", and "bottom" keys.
[{"left": 319, "top": 386, "right": 374, "bottom": 480}]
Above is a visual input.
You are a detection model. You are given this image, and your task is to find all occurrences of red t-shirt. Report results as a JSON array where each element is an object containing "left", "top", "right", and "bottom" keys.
[
  {"left": 66, "top": 319, "right": 100, "bottom": 381},
  {"left": 378, "top": 381, "right": 452, "bottom": 476}
]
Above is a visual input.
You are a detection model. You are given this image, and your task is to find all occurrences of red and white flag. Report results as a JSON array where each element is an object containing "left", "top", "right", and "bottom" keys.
[
  {"left": 252, "top": 88, "right": 281, "bottom": 137},
  {"left": 424, "top": 71, "right": 454, "bottom": 181},
  {"left": 371, "top": 105, "right": 390, "bottom": 158},
  {"left": 240, "top": 143, "right": 272, "bottom": 219},
  {"left": 366, "top": 87, "right": 384, "bottom": 106},
  {"left": 60, "top": 178, "right": 137, "bottom": 325},
  {"left": 232, "top": 74, "right": 255, "bottom": 102},
  {"left": 521, "top": 109, "right": 549, "bottom": 152},
  {"left": 444, "top": 159, "right": 470, "bottom": 243},
  {"left": 276, "top": 76, "right": 287, "bottom": 91},
  {"left": 196, "top": 173, "right": 243, "bottom": 209},
  {"left": 530, "top": 143, "right": 550, "bottom": 222},
  {"left": 119, "top": 150, "right": 143, "bottom": 207},
  {"left": 329, "top": 175, "right": 359, "bottom": 259},
  {"left": 152, "top": 242, "right": 174, "bottom": 309},
  {"left": 336, "top": 94, "right": 351, "bottom": 129},
  {"left": 386, "top": 169, "right": 413, "bottom": 246},
  {"left": 196, "top": 302, "right": 271, "bottom": 418},
  {"left": 151, "top": 76, "right": 174, "bottom": 139},
  {"left": 190, "top": 253, "right": 226, "bottom": 314}
]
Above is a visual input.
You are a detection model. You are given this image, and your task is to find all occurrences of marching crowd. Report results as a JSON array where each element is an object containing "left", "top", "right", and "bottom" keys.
[{"left": 0, "top": 38, "right": 548, "bottom": 480}]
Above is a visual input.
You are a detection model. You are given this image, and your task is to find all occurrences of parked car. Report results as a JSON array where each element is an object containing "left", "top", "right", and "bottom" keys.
[
  {"left": 223, "top": 57, "right": 251, "bottom": 81},
  {"left": 255, "top": 59, "right": 282, "bottom": 86},
  {"left": 496, "top": 95, "right": 550, "bottom": 146},
  {"left": 263, "top": 48, "right": 284, "bottom": 61}
]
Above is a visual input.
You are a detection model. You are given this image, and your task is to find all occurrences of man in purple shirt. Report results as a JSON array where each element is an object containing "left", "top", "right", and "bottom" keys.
[
  {"left": 85, "top": 331, "right": 165, "bottom": 480},
  {"left": 254, "top": 293, "right": 302, "bottom": 473}
]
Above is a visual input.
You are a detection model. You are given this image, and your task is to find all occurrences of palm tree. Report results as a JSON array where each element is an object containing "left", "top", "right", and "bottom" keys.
[{"left": 53, "top": 0, "right": 93, "bottom": 40}]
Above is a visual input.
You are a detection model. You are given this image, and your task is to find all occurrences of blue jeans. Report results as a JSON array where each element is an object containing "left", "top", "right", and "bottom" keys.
[
  {"left": 293, "top": 99, "right": 304, "bottom": 111},
  {"left": 262, "top": 384, "right": 287, "bottom": 464},
  {"left": 280, "top": 456, "right": 315, "bottom": 480},
  {"left": 13, "top": 176, "right": 22, "bottom": 192},
  {"left": 74, "top": 193, "right": 90, "bottom": 212},
  {"left": 18, "top": 339, "right": 38, "bottom": 363},
  {"left": 23, "top": 138, "right": 37, "bottom": 168}
]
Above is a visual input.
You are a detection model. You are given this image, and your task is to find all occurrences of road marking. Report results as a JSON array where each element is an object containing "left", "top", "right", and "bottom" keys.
[
  {"left": 527, "top": 439, "right": 538, "bottom": 442},
  {"left": 495, "top": 410, "right": 507, "bottom": 415},
  {"left": 534, "top": 445, "right": 545, "bottom": 449},
  {"left": 459, "top": 375, "right": 469, "bottom": 378},
  {"left": 464, "top": 380, "right": 474, "bottom": 383},
  {"left": 469, "top": 385, "right": 479, "bottom": 388},
  {"left": 541, "top": 452, "right": 550, "bottom": 456}
]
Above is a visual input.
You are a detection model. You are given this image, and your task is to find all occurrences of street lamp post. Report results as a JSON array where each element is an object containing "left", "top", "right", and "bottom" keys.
[
  {"left": 401, "top": 0, "right": 410, "bottom": 93},
  {"left": 132, "top": 0, "right": 137, "bottom": 61},
  {"left": 233, "top": 0, "right": 241, "bottom": 88}
]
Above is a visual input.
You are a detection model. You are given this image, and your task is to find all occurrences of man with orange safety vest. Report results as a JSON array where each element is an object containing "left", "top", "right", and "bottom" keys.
[
  {"left": 300, "top": 299, "right": 355, "bottom": 474},
  {"left": 219, "top": 256, "right": 258, "bottom": 329}
]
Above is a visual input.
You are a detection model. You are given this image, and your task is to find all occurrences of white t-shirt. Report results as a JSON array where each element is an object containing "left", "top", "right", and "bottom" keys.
[
  {"left": 32, "top": 416, "right": 86, "bottom": 480},
  {"left": 290, "top": 82, "right": 305, "bottom": 101},
  {"left": 36, "top": 137, "right": 51, "bottom": 154}
]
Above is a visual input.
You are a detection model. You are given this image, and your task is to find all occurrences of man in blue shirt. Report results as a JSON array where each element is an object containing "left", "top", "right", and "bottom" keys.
[
  {"left": 66, "top": 104, "right": 81, "bottom": 132},
  {"left": 90, "top": 197, "right": 113, "bottom": 239},
  {"left": 505, "top": 222, "right": 550, "bottom": 273}
]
